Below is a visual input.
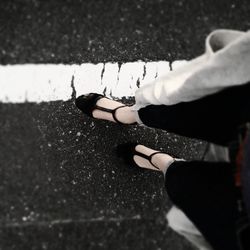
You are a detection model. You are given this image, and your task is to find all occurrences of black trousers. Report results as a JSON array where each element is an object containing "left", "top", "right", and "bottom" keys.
[{"left": 137, "top": 82, "right": 250, "bottom": 250}]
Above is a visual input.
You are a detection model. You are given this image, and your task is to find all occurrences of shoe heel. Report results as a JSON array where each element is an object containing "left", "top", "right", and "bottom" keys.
[
  {"left": 75, "top": 93, "right": 103, "bottom": 117},
  {"left": 116, "top": 142, "right": 138, "bottom": 167}
]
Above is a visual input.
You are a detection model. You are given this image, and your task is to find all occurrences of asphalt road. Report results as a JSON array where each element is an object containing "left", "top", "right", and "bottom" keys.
[
  {"left": 1, "top": 0, "right": 250, "bottom": 64},
  {"left": 1, "top": 0, "right": 250, "bottom": 250}
]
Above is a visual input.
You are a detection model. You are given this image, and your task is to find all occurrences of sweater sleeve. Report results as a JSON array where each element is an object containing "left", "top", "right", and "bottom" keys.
[{"left": 133, "top": 29, "right": 250, "bottom": 110}]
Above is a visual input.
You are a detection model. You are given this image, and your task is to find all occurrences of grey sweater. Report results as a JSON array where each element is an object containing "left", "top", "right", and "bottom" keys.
[
  {"left": 133, "top": 29, "right": 250, "bottom": 110},
  {"left": 133, "top": 29, "right": 250, "bottom": 219}
]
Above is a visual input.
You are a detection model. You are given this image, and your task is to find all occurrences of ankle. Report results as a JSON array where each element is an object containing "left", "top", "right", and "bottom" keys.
[
  {"left": 115, "top": 106, "right": 137, "bottom": 124},
  {"left": 151, "top": 153, "right": 174, "bottom": 172}
]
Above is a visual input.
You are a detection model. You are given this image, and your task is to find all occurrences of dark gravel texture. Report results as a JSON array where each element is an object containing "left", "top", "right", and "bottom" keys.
[
  {"left": 0, "top": 100, "right": 205, "bottom": 250},
  {"left": 0, "top": 0, "right": 249, "bottom": 64},
  {"left": 1, "top": 0, "right": 249, "bottom": 249}
]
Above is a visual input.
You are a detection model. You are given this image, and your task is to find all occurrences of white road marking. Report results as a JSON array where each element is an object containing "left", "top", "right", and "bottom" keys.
[{"left": 0, "top": 61, "right": 186, "bottom": 103}]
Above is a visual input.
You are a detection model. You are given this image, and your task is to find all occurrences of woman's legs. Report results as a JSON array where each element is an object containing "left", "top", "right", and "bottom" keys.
[{"left": 138, "top": 82, "right": 250, "bottom": 146}]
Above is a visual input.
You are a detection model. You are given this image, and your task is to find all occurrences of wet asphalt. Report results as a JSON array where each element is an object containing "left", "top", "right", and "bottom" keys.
[{"left": 1, "top": 0, "right": 250, "bottom": 250}]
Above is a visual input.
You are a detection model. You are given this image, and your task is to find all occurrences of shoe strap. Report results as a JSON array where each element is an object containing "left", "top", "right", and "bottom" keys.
[
  {"left": 113, "top": 106, "right": 137, "bottom": 125},
  {"left": 149, "top": 152, "right": 165, "bottom": 170},
  {"left": 95, "top": 105, "right": 116, "bottom": 114},
  {"left": 134, "top": 150, "right": 161, "bottom": 170},
  {"left": 112, "top": 105, "right": 127, "bottom": 124},
  {"left": 95, "top": 104, "right": 136, "bottom": 125},
  {"left": 94, "top": 104, "right": 126, "bottom": 124}
]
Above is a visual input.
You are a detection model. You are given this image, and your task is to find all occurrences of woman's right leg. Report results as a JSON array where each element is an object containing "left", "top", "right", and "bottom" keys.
[
  {"left": 137, "top": 82, "right": 250, "bottom": 146},
  {"left": 76, "top": 82, "right": 250, "bottom": 145}
]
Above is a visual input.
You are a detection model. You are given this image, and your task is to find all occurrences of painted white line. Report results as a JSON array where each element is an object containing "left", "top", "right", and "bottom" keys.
[{"left": 0, "top": 61, "right": 187, "bottom": 103}]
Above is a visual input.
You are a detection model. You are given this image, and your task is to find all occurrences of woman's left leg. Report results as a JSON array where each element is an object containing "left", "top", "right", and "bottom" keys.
[
  {"left": 165, "top": 160, "right": 238, "bottom": 250},
  {"left": 117, "top": 143, "right": 239, "bottom": 250}
]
